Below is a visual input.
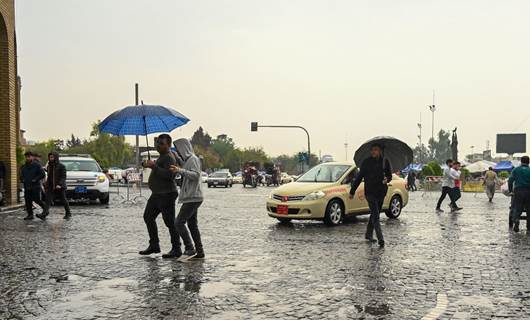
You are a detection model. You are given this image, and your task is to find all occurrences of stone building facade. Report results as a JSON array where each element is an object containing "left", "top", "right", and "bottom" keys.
[{"left": 0, "top": 0, "right": 19, "bottom": 205}]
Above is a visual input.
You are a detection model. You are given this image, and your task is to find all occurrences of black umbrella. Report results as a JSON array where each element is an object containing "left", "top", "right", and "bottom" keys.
[{"left": 353, "top": 136, "right": 413, "bottom": 171}]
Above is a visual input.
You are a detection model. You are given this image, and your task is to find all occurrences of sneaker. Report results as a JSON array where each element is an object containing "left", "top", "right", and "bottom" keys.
[
  {"left": 36, "top": 213, "right": 47, "bottom": 220},
  {"left": 162, "top": 249, "right": 182, "bottom": 259},
  {"left": 178, "top": 249, "right": 197, "bottom": 262},
  {"left": 64, "top": 212, "right": 72, "bottom": 220},
  {"left": 191, "top": 252, "right": 205, "bottom": 260},
  {"left": 378, "top": 240, "right": 385, "bottom": 248},
  {"left": 23, "top": 215, "right": 34, "bottom": 220},
  {"left": 435, "top": 208, "right": 444, "bottom": 213},
  {"left": 139, "top": 245, "right": 161, "bottom": 255}
]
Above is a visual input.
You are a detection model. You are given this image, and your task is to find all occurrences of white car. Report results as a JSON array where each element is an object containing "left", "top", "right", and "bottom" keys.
[
  {"left": 201, "top": 172, "right": 209, "bottom": 183},
  {"left": 61, "top": 155, "right": 110, "bottom": 204},
  {"left": 207, "top": 172, "right": 233, "bottom": 188},
  {"left": 107, "top": 167, "right": 123, "bottom": 182}
]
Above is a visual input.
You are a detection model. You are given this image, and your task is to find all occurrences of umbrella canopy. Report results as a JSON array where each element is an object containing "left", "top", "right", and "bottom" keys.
[
  {"left": 494, "top": 161, "right": 514, "bottom": 172},
  {"left": 466, "top": 160, "right": 496, "bottom": 173},
  {"left": 353, "top": 136, "right": 413, "bottom": 171},
  {"left": 99, "top": 105, "right": 190, "bottom": 136}
]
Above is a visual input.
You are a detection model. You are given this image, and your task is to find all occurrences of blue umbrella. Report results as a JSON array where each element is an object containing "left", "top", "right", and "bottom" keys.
[{"left": 99, "top": 104, "right": 190, "bottom": 159}]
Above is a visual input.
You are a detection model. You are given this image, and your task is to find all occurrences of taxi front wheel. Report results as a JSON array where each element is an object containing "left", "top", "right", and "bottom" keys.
[
  {"left": 324, "top": 199, "right": 344, "bottom": 226},
  {"left": 385, "top": 195, "right": 402, "bottom": 219}
]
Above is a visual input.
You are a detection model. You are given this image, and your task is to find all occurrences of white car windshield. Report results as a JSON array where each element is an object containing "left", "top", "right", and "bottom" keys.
[
  {"left": 212, "top": 172, "right": 228, "bottom": 178},
  {"left": 62, "top": 160, "right": 101, "bottom": 172},
  {"left": 297, "top": 164, "right": 351, "bottom": 183}
]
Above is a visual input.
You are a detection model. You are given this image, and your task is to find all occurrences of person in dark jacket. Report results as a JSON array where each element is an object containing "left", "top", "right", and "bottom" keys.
[
  {"left": 508, "top": 156, "right": 530, "bottom": 232},
  {"left": 38, "top": 152, "right": 71, "bottom": 220},
  {"left": 20, "top": 152, "right": 47, "bottom": 220},
  {"left": 349, "top": 143, "right": 392, "bottom": 247},
  {"left": 139, "top": 134, "right": 180, "bottom": 258}
]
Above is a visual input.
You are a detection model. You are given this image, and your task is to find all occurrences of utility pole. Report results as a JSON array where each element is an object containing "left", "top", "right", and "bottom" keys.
[
  {"left": 135, "top": 83, "right": 140, "bottom": 168},
  {"left": 344, "top": 142, "right": 348, "bottom": 162},
  {"left": 417, "top": 112, "right": 422, "bottom": 163},
  {"left": 428, "top": 90, "right": 436, "bottom": 155}
]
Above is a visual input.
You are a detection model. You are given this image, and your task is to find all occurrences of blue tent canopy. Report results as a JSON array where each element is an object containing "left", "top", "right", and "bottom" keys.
[
  {"left": 401, "top": 163, "right": 424, "bottom": 174},
  {"left": 494, "top": 161, "right": 514, "bottom": 172}
]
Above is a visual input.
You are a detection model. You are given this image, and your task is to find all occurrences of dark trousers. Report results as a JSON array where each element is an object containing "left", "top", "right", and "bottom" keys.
[
  {"left": 436, "top": 186, "right": 456, "bottom": 209},
  {"left": 24, "top": 188, "right": 46, "bottom": 215},
  {"left": 143, "top": 192, "right": 179, "bottom": 249},
  {"left": 366, "top": 194, "right": 384, "bottom": 242},
  {"left": 512, "top": 188, "right": 530, "bottom": 227},
  {"left": 45, "top": 188, "right": 71, "bottom": 214},
  {"left": 452, "top": 188, "right": 461, "bottom": 205},
  {"left": 176, "top": 202, "right": 203, "bottom": 252}
]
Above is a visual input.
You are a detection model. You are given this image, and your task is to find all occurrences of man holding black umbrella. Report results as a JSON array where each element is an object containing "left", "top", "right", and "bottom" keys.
[{"left": 349, "top": 143, "right": 392, "bottom": 247}]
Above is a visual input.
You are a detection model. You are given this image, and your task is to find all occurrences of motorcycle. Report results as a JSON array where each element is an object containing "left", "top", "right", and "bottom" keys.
[{"left": 243, "top": 167, "right": 258, "bottom": 188}]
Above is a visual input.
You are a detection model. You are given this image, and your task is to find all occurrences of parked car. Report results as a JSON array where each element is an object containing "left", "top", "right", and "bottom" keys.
[
  {"left": 107, "top": 167, "right": 123, "bottom": 182},
  {"left": 60, "top": 155, "right": 110, "bottom": 204},
  {"left": 207, "top": 172, "right": 233, "bottom": 188},
  {"left": 201, "top": 172, "right": 209, "bottom": 183},
  {"left": 232, "top": 174, "right": 243, "bottom": 184},
  {"left": 266, "top": 162, "right": 408, "bottom": 225},
  {"left": 280, "top": 172, "right": 294, "bottom": 184}
]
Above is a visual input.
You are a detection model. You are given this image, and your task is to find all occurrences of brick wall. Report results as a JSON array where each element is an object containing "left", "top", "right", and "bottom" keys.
[{"left": 0, "top": 0, "right": 18, "bottom": 205}]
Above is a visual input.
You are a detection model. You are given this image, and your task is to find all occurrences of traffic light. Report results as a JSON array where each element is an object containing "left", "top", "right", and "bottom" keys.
[{"left": 251, "top": 122, "right": 258, "bottom": 132}]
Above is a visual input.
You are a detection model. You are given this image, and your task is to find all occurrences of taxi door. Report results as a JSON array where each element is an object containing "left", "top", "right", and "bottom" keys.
[{"left": 343, "top": 168, "right": 369, "bottom": 214}]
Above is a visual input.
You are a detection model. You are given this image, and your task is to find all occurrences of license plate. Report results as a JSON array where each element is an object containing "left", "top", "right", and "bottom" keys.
[
  {"left": 277, "top": 205, "right": 288, "bottom": 215},
  {"left": 74, "top": 186, "right": 87, "bottom": 193},
  {"left": 214, "top": 182, "right": 218, "bottom": 185}
]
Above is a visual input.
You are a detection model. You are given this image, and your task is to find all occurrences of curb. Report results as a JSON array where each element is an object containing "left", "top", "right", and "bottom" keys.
[{"left": 0, "top": 204, "right": 24, "bottom": 213}]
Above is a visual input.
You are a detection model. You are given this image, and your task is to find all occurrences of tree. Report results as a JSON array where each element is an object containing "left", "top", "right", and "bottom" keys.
[
  {"left": 66, "top": 134, "right": 82, "bottom": 148},
  {"left": 190, "top": 127, "right": 212, "bottom": 149},
  {"left": 428, "top": 129, "right": 452, "bottom": 163}
]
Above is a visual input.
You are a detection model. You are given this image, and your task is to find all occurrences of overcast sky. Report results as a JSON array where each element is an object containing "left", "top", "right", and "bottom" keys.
[{"left": 15, "top": 0, "right": 530, "bottom": 159}]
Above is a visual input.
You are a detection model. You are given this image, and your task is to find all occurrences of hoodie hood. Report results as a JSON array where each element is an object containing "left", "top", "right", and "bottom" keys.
[
  {"left": 173, "top": 138, "right": 194, "bottom": 161},
  {"left": 48, "top": 152, "right": 60, "bottom": 163}
]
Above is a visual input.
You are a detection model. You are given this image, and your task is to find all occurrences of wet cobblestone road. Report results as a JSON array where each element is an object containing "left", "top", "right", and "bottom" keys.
[{"left": 1, "top": 187, "right": 530, "bottom": 319}]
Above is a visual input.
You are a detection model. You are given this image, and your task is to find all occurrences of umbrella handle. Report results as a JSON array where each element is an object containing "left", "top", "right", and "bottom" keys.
[{"left": 143, "top": 115, "right": 151, "bottom": 161}]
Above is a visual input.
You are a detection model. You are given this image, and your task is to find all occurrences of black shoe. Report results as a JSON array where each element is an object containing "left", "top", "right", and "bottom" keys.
[
  {"left": 435, "top": 208, "right": 444, "bottom": 213},
  {"left": 36, "top": 213, "right": 47, "bottom": 220},
  {"left": 514, "top": 222, "right": 520, "bottom": 233},
  {"left": 162, "top": 249, "right": 182, "bottom": 259},
  {"left": 178, "top": 249, "right": 197, "bottom": 262},
  {"left": 192, "top": 250, "right": 205, "bottom": 260},
  {"left": 139, "top": 245, "right": 161, "bottom": 255},
  {"left": 64, "top": 213, "right": 72, "bottom": 220},
  {"left": 23, "top": 215, "right": 34, "bottom": 220},
  {"left": 378, "top": 240, "right": 385, "bottom": 247}
]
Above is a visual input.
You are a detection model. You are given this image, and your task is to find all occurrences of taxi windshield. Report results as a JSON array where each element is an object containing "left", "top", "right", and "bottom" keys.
[{"left": 297, "top": 164, "right": 351, "bottom": 183}]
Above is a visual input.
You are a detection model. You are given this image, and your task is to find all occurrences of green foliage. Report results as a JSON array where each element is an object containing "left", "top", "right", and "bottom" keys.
[
  {"left": 499, "top": 171, "right": 510, "bottom": 179},
  {"left": 421, "top": 165, "right": 435, "bottom": 177},
  {"left": 460, "top": 167, "right": 470, "bottom": 178},
  {"left": 427, "top": 161, "right": 443, "bottom": 176},
  {"left": 414, "top": 129, "right": 453, "bottom": 164},
  {"left": 16, "top": 145, "right": 25, "bottom": 168}
]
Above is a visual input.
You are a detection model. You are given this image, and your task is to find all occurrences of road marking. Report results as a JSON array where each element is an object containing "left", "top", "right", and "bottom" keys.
[{"left": 422, "top": 293, "right": 448, "bottom": 320}]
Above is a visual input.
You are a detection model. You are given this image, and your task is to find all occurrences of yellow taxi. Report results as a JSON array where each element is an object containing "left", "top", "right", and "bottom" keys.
[{"left": 266, "top": 162, "right": 408, "bottom": 225}]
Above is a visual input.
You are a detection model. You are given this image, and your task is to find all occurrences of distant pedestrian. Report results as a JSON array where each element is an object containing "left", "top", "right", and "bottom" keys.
[
  {"left": 508, "top": 156, "right": 530, "bottom": 232},
  {"left": 38, "top": 152, "right": 71, "bottom": 220},
  {"left": 20, "top": 152, "right": 47, "bottom": 220},
  {"left": 349, "top": 143, "right": 392, "bottom": 247},
  {"left": 171, "top": 138, "right": 205, "bottom": 260},
  {"left": 407, "top": 171, "right": 417, "bottom": 191},
  {"left": 450, "top": 162, "right": 463, "bottom": 212},
  {"left": 436, "top": 159, "right": 456, "bottom": 213},
  {"left": 483, "top": 167, "right": 498, "bottom": 203},
  {"left": 139, "top": 134, "right": 180, "bottom": 258}
]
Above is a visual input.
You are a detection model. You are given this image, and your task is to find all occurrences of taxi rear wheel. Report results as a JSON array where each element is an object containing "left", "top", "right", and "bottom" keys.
[
  {"left": 324, "top": 199, "right": 344, "bottom": 226},
  {"left": 385, "top": 195, "right": 402, "bottom": 219}
]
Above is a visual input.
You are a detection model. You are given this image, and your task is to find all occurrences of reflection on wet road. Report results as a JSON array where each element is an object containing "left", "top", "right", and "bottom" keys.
[{"left": 1, "top": 187, "right": 530, "bottom": 319}]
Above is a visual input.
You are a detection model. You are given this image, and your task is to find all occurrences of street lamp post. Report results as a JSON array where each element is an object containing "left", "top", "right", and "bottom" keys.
[
  {"left": 429, "top": 104, "right": 436, "bottom": 154},
  {"left": 251, "top": 122, "right": 311, "bottom": 165}
]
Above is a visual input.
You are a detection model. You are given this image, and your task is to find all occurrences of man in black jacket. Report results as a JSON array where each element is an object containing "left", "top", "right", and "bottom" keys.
[
  {"left": 20, "top": 152, "right": 47, "bottom": 220},
  {"left": 38, "top": 152, "right": 71, "bottom": 220},
  {"left": 349, "top": 143, "right": 392, "bottom": 247}
]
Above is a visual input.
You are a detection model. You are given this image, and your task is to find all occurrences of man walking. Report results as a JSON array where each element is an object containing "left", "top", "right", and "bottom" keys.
[
  {"left": 508, "top": 156, "right": 530, "bottom": 232},
  {"left": 37, "top": 152, "right": 71, "bottom": 220},
  {"left": 171, "top": 138, "right": 205, "bottom": 260},
  {"left": 483, "top": 167, "right": 497, "bottom": 202},
  {"left": 20, "top": 152, "right": 47, "bottom": 220},
  {"left": 349, "top": 143, "right": 392, "bottom": 247},
  {"left": 451, "top": 162, "right": 463, "bottom": 212},
  {"left": 436, "top": 159, "right": 456, "bottom": 213},
  {"left": 139, "top": 134, "right": 180, "bottom": 258}
]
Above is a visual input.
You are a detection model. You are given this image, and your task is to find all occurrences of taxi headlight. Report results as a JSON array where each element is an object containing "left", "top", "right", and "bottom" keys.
[
  {"left": 97, "top": 175, "right": 107, "bottom": 183},
  {"left": 302, "top": 190, "right": 326, "bottom": 201},
  {"left": 268, "top": 192, "right": 274, "bottom": 199}
]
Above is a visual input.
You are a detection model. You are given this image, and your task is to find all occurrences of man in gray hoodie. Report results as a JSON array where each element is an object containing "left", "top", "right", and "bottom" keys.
[{"left": 171, "top": 138, "right": 204, "bottom": 261}]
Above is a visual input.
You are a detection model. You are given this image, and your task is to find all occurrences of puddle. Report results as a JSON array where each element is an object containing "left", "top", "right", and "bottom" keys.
[
  {"left": 39, "top": 277, "right": 139, "bottom": 319},
  {"left": 200, "top": 281, "right": 236, "bottom": 298},
  {"left": 459, "top": 295, "right": 494, "bottom": 308}
]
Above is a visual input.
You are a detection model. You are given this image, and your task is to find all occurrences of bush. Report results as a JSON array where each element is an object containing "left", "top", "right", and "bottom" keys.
[
  {"left": 426, "top": 161, "right": 443, "bottom": 176},
  {"left": 422, "top": 165, "right": 435, "bottom": 177},
  {"left": 499, "top": 171, "right": 510, "bottom": 179}
]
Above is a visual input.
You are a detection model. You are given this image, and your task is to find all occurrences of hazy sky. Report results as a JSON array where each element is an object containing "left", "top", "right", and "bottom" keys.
[{"left": 15, "top": 0, "right": 530, "bottom": 159}]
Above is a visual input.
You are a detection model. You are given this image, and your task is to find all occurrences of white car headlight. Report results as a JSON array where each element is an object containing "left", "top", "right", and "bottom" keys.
[
  {"left": 97, "top": 175, "right": 107, "bottom": 183},
  {"left": 302, "top": 190, "right": 326, "bottom": 201}
]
